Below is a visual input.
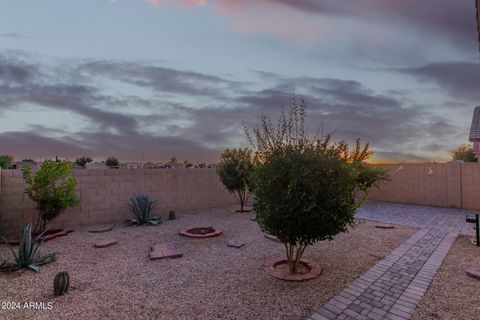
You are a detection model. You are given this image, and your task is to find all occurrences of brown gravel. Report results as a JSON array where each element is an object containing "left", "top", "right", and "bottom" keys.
[
  {"left": 0, "top": 208, "right": 416, "bottom": 320},
  {"left": 412, "top": 235, "right": 480, "bottom": 320}
]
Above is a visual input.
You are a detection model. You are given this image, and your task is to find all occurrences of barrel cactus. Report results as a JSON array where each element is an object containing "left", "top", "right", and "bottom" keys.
[
  {"left": 168, "top": 210, "right": 176, "bottom": 220},
  {"left": 54, "top": 271, "right": 70, "bottom": 296}
]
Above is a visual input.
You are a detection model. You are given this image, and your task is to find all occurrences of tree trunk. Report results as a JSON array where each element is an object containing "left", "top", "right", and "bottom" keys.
[{"left": 285, "top": 243, "right": 308, "bottom": 274}]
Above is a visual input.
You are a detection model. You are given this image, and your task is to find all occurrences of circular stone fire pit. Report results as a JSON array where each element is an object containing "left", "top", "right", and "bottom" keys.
[
  {"left": 263, "top": 256, "right": 322, "bottom": 281},
  {"left": 179, "top": 227, "right": 223, "bottom": 238}
]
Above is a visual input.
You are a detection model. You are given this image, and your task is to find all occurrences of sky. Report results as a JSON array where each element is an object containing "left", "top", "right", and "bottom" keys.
[{"left": 0, "top": 0, "right": 479, "bottom": 163}]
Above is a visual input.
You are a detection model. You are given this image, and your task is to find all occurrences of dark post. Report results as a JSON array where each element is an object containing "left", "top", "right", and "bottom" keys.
[{"left": 476, "top": 214, "right": 479, "bottom": 247}]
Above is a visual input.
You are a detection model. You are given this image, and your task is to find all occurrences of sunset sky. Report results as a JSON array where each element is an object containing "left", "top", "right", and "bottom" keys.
[{"left": 0, "top": 0, "right": 479, "bottom": 163}]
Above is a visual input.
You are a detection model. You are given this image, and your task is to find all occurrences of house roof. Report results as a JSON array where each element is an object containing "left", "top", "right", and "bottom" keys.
[{"left": 470, "top": 106, "right": 480, "bottom": 141}]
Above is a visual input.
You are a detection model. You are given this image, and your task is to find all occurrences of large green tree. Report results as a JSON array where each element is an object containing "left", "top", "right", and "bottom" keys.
[
  {"left": 246, "top": 99, "right": 387, "bottom": 274},
  {"left": 22, "top": 160, "right": 81, "bottom": 234},
  {"left": 216, "top": 148, "right": 254, "bottom": 212},
  {"left": 0, "top": 155, "right": 13, "bottom": 169}
]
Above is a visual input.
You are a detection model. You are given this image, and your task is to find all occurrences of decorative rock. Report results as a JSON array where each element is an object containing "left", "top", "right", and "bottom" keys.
[
  {"left": 227, "top": 240, "right": 245, "bottom": 248},
  {"left": 94, "top": 239, "right": 117, "bottom": 248},
  {"left": 88, "top": 224, "right": 115, "bottom": 233},
  {"left": 466, "top": 267, "right": 480, "bottom": 281},
  {"left": 264, "top": 234, "right": 281, "bottom": 243},
  {"left": 250, "top": 214, "right": 256, "bottom": 221},
  {"left": 375, "top": 224, "right": 395, "bottom": 229},
  {"left": 149, "top": 243, "right": 183, "bottom": 260}
]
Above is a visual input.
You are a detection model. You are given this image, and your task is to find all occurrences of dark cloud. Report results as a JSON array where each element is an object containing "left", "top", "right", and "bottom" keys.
[
  {"left": 0, "top": 32, "right": 30, "bottom": 39},
  {"left": 400, "top": 61, "right": 480, "bottom": 102},
  {"left": 0, "top": 53, "right": 464, "bottom": 162}
]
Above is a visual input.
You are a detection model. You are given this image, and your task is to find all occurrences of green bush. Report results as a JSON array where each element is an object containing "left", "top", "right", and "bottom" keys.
[
  {"left": 106, "top": 157, "right": 119, "bottom": 168},
  {"left": 216, "top": 148, "right": 253, "bottom": 212},
  {"left": 246, "top": 99, "right": 387, "bottom": 274},
  {"left": 22, "top": 160, "right": 80, "bottom": 234}
]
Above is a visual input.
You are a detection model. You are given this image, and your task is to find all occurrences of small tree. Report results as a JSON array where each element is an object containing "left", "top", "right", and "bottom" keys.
[
  {"left": 22, "top": 160, "right": 81, "bottom": 234},
  {"left": 0, "top": 155, "right": 13, "bottom": 169},
  {"left": 106, "top": 157, "right": 119, "bottom": 168},
  {"left": 452, "top": 145, "right": 477, "bottom": 162},
  {"left": 246, "top": 99, "right": 387, "bottom": 274},
  {"left": 75, "top": 156, "right": 93, "bottom": 167},
  {"left": 216, "top": 148, "right": 254, "bottom": 212},
  {"left": 169, "top": 156, "right": 177, "bottom": 164}
]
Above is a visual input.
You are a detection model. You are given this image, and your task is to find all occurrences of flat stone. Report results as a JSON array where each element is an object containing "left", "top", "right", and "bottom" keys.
[
  {"left": 264, "top": 234, "right": 282, "bottom": 243},
  {"left": 149, "top": 243, "right": 183, "bottom": 260},
  {"left": 94, "top": 239, "right": 117, "bottom": 248},
  {"left": 466, "top": 267, "right": 480, "bottom": 281},
  {"left": 88, "top": 224, "right": 115, "bottom": 233},
  {"left": 227, "top": 240, "right": 245, "bottom": 248},
  {"left": 375, "top": 225, "right": 395, "bottom": 229}
]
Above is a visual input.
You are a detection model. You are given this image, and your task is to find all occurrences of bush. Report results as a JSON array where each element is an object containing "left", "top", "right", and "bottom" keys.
[
  {"left": 75, "top": 156, "right": 93, "bottom": 167},
  {"left": 452, "top": 145, "right": 477, "bottom": 162},
  {"left": 22, "top": 160, "right": 81, "bottom": 234},
  {"left": 246, "top": 99, "right": 387, "bottom": 274},
  {"left": 216, "top": 148, "right": 253, "bottom": 212}
]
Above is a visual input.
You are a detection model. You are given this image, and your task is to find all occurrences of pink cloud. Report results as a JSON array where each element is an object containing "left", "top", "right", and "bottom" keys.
[{"left": 145, "top": 0, "right": 330, "bottom": 43}]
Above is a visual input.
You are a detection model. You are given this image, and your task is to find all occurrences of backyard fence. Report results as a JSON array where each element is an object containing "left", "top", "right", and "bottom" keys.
[
  {"left": 368, "top": 162, "right": 480, "bottom": 211},
  {"left": 0, "top": 168, "right": 236, "bottom": 237},
  {"left": 1, "top": 162, "right": 480, "bottom": 237}
]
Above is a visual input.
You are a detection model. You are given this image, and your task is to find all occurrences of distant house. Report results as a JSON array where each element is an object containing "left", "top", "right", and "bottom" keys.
[
  {"left": 144, "top": 162, "right": 166, "bottom": 169},
  {"left": 12, "top": 160, "right": 38, "bottom": 170},
  {"left": 164, "top": 162, "right": 185, "bottom": 169},
  {"left": 85, "top": 162, "right": 108, "bottom": 170},
  {"left": 119, "top": 162, "right": 144, "bottom": 169}
]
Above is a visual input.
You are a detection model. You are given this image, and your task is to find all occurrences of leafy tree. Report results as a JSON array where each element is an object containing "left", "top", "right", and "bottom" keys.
[
  {"left": 452, "top": 145, "right": 477, "bottom": 162},
  {"left": 169, "top": 156, "right": 177, "bottom": 164},
  {"left": 75, "top": 156, "right": 93, "bottom": 168},
  {"left": 0, "top": 155, "right": 13, "bottom": 169},
  {"left": 106, "top": 157, "right": 119, "bottom": 168},
  {"left": 22, "top": 160, "right": 81, "bottom": 234},
  {"left": 216, "top": 148, "right": 254, "bottom": 212},
  {"left": 245, "top": 99, "right": 387, "bottom": 274}
]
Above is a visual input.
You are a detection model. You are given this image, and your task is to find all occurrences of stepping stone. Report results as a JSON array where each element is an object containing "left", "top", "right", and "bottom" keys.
[
  {"left": 264, "top": 234, "right": 281, "bottom": 243},
  {"left": 149, "top": 243, "right": 183, "bottom": 260},
  {"left": 466, "top": 267, "right": 480, "bottom": 281},
  {"left": 88, "top": 224, "right": 115, "bottom": 233},
  {"left": 94, "top": 239, "right": 117, "bottom": 248},
  {"left": 227, "top": 240, "right": 245, "bottom": 248},
  {"left": 375, "top": 224, "right": 395, "bottom": 229}
]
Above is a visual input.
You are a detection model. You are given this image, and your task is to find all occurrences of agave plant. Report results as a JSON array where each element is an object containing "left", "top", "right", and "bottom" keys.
[
  {"left": 126, "top": 193, "right": 161, "bottom": 225},
  {"left": 0, "top": 224, "right": 56, "bottom": 273}
]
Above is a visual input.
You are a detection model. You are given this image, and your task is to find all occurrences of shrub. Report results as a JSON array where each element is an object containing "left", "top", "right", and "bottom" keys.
[
  {"left": 452, "top": 145, "right": 477, "bottom": 162},
  {"left": 126, "top": 194, "right": 161, "bottom": 225},
  {"left": 216, "top": 148, "right": 254, "bottom": 212},
  {"left": 0, "top": 224, "right": 56, "bottom": 273},
  {"left": 168, "top": 210, "right": 176, "bottom": 220},
  {"left": 22, "top": 160, "right": 80, "bottom": 234},
  {"left": 75, "top": 156, "right": 93, "bottom": 167},
  {"left": 246, "top": 99, "right": 387, "bottom": 274}
]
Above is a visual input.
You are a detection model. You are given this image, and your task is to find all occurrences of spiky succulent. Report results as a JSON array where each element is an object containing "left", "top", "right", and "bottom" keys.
[
  {"left": 168, "top": 210, "right": 176, "bottom": 221},
  {"left": 126, "top": 193, "right": 161, "bottom": 225},
  {"left": 0, "top": 224, "right": 56, "bottom": 273}
]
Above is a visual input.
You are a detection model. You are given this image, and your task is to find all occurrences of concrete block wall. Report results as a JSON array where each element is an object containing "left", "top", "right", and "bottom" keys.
[{"left": 0, "top": 169, "right": 236, "bottom": 237}]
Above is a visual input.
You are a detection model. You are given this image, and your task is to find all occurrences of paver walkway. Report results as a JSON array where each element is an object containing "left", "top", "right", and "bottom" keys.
[{"left": 308, "top": 202, "right": 475, "bottom": 320}]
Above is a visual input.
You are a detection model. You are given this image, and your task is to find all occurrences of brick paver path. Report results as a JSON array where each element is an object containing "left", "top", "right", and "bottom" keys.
[{"left": 308, "top": 202, "right": 474, "bottom": 320}]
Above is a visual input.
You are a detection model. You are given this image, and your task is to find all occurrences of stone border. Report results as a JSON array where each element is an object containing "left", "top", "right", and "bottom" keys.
[
  {"left": 8, "top": 228, "right": 74, "bottom": 245},
  {"left": 466, "top": 267, "right": 480, "bottom": 281},
  {"left": 263, "top": 256, "right": 322, "bottom": 281},
  {"left": 179, "top": 227, "right": 223, "bottom": 238}
]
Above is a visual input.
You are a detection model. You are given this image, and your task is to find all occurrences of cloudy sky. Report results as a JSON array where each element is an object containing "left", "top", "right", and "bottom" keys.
[{"left": 0, "top": 0, "right": 479, "bottom": 163}]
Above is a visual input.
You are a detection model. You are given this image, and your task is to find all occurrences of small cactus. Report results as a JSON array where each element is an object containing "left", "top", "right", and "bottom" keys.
[
  {"left": 168, "top": 210, "right": 176, "bottom": 220},
  {"left": 54, "top": 271, "right": 70, "bottom": 296}
]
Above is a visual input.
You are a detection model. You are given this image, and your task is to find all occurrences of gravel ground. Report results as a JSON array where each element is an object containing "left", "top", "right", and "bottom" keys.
[
  {"left": 413, "top": 235, "right": 480, "bottom": 320},
  {"left": 0, "top": 207, "right": 416, "bottom": 320}
]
